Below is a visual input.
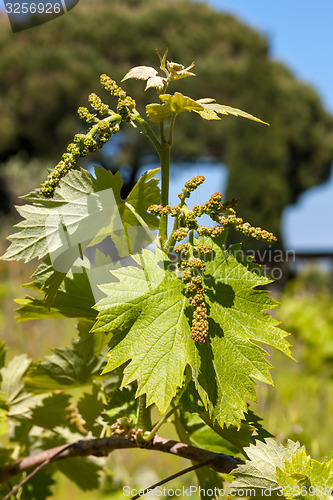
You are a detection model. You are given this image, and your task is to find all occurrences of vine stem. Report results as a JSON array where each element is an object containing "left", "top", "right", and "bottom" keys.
[
  {"left": 136, "top": 394, "right": 152, "bottom": 431},
  {"left": 158, "top": 142, "right": 171, "bottom": 249},
  {"left": 189, "top": 228, "right": 194, "bottom": 247},
  {"left": 144, "top": 404, "right": 181, "bottom": 442},
  {"left": 133, "top": 108, "right": 178, "bottom": 253},
  {"left": 168, "top": 113, "right": 177, "bottom": 145},
  {"left": 0, "top": 434, "right": 242, "bottom": 485},
  {"left": 132, "top": 114, "right": 161, "bottom": 152}
]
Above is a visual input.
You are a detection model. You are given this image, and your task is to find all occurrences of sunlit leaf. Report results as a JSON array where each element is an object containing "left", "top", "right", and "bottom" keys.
[
  {"left": 122, "top": 66, "right": 158, "bottom": 82},
  {"left": 194, "top": 100, "right": 269, "bottom": 124},
  {"left": 275, "top": 450, "right": 333, "bottom": 500},
  {"left": 145, "top": 75, "right": 166, "bottom": 90},
  {"left": 2, "top": 167, "right": 160, "bottom": 269},
  {"left": 231, "top": 439, "right": 304, "bottom": 498},
  {"left": 0, "top": 354, "right": 31, "bottom": 403},
  {"left": 146, "top": 92, "right": 203, "bottom": 122},
  {"left": 94, "top": 237, "right": 291, "bottom": 426}
]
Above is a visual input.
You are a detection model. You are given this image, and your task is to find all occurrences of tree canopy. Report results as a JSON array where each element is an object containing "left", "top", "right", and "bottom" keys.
[{"left": 1, "top": 0, "right": 332, "bottom": 244}]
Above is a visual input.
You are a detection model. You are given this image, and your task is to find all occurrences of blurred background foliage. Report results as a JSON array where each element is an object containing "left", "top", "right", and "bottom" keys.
[
  {"left": 1, "top": 0, "right": 333, "bottom": 497},
  {"left": 0, "top": 0, "right": 333, "bottom": 245},
  {"left": 258, "top": 265, "right": 333, "bottom": 461}
]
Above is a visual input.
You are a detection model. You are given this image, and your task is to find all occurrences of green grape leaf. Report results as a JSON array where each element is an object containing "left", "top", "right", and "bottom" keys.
[
  {"left": 0, "top": 354, "right": 31, "bottom": 403},
  {"left": 0, "top": 354, "right": 49, "bottom": 422},
  {"left": 44, "top": 427, "right": 104, "bottom": 489},
  {"left": 195, "top": 99, "right": 269, "bottom": 125},
  {"left": 146, "top": 92, "right": 203, "bottom": 122},
  {"left": 93, "top": 248, "right": 194, "bottom": 412},
  {"left": 16, "top": 268, "right": 97, "bottom": 322},
  {"left": 112, "top": 168, "right": 160, "bottom": 258},
  {"left": 24, "top": 347, "right": 105, "bottom": 393},
  {"left": 22, "top": 256, "right": 67, "bottom": 307},
  {"left": 77, "top": 385, "right": 104, "bottom": 435},
  {"left": 74, "top": 318, "right": 106, "bottom": 359},
  {"left": 191, "top": 237, "right": 292, "bottom": 426},
  {"left": 20, "top": 468, "right": 55, "bottom": 500},
  {"left": 29, "top": 393, "right": 72, "bottom": 430},
  {"left": 195, "top": 467, "right": 224, "bottom": 500},
  {"left": 231, "top": 438, "right": 303, "bottom": 497},
  {"left": 180, "top": 412, "right": 240, "bottom": 456},
  {"left": 199, "top": 411, "right": 272, "bottom": 454},
  {"left": 57, "top": 457, "right": 102, "bottom": 491},
  {"left": 1, "top": 166, "right": 160, "bottom": 269},
  {"left": 275, "top": 450, "right": 333, "bottom": 500},
  {"left": 102, "top": 384, "right": 137, "bottom": 425},
  {"left": 93, "top": 238, "right": 290, "bottom": 426},
  {"left": 180, "top": 382, "right": 271, "bottom": 452},
  {"left": 2, "top": 167, "right": 121, "bottom": 263}
]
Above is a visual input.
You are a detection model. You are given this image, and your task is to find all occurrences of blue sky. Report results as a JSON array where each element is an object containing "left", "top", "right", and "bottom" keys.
[
  {"left": 0, "top": 0, "right": 332, "bottom": 250},
  {"left": 202, "top": 0, "right": 333, "bottom": 251}
]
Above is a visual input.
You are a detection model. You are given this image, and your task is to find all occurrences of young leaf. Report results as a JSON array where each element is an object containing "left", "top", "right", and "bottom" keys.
[
  {"left": 194, "top": 100, "right": 269, "bottom": 125},
  {"left": 167, "top": 60, "right": 196, "bottom": 80},
  {"left": 146, "top": 92, "right": 203, "bottom": 122},
  {"left": 275, "top": 450, "right": 333, "bottom": 500},
  {"left": 145, "top": 76, "right": 167, "bottom": 91},
  {"left": 122, "top": 65, "right": 167, "bottom": 90},
  {"left": 231, "top": 439, "right": 303, "bottom": 497},
  {"left": 122, "top": 66, "right": 158, "bottom": 82}
]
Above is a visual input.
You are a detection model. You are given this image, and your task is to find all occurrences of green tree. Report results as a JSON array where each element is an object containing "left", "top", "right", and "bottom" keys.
[{"left": 0, "top": 0, "right": 332, "bottom": 243}]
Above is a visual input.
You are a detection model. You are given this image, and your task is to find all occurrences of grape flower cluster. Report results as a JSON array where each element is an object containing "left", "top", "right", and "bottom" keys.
[
  {"left": 149, "top": 175, "right": 276, "bottom": 343},
  {"left": 39, "top": 76, "right": 137, "bottom": 198}
]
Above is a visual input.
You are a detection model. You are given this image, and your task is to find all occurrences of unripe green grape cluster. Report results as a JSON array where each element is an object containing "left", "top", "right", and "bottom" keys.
[{"left": 39, "top": 75, "right": 137, "bottom": 198}]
